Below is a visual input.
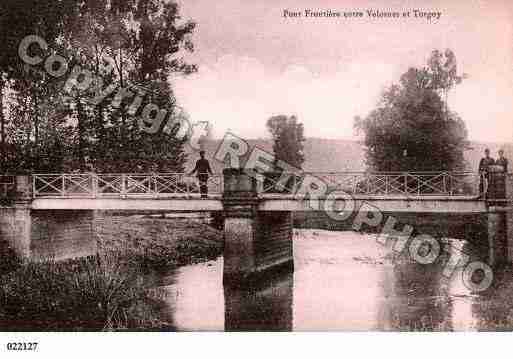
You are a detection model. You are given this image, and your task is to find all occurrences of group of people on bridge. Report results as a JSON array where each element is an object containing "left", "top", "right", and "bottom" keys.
[
  {"left": 479, "top": 148, "right": 509, "bottom": 198},
  {"left": 189, "top": 148, "right": 510, "bottom": 199}
]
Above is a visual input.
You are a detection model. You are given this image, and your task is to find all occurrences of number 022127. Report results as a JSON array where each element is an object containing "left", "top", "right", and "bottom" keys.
[{"left": 6, "top": 342, "right": 38, "bottom": 351}]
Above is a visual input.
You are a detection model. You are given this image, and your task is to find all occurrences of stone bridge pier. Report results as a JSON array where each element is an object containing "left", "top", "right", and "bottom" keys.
[
  {"left": 487, "top": 167, "right": 513, "bottom": 266},
  {"left": 0, "top": 176, "right": 97, "bottom": 260},
  {"left": 0, "top": 176, "right": 33, "bottom": 258},
  {"left": 222, "top": 169, "right": 294, "bottom": 287}
]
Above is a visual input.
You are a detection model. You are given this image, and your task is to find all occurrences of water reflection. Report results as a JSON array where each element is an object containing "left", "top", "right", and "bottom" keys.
[
  {"left": 469, "top": 268, "right": 513, "bottom": 331},
  {"left": 292, "top": 231, "right": 385, "bottom": 330},
  {"left": 156, "top": 230, "right": 513, "bottom": 331},
  {"left": 224, "top": 272, "right": 293, "bottom": 331},
  {"left": 379, "top": 261, "right": 452, "bottom": 331},
  {"left": 159, "top": 260, "right": 224, "bottom": 331}
]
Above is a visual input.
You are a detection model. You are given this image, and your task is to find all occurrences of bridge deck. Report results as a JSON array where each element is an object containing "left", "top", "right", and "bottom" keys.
[
  {"left": 258, "top": 195, "right": 487, "bottom": 213},
  {"left": 30, "top": 194, "right": 488, "bottom": 213},
  {"left": 31, "top": 197, "right": 224, "bottom": 211}
]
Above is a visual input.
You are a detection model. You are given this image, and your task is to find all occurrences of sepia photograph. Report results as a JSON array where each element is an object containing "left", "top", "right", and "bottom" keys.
[{"left": 0, "top": 0, "right": 513, "bottom": 353}]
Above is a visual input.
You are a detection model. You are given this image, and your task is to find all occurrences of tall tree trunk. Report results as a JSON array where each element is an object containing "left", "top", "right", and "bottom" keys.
[
  {"left": 0, "top": 77, "right": 5, "bottom": 171},
  {"left": 33, "top": 95, "right": 39, "bottom": 146},
  {"left": 76, "top": 97, "right": 86, "bottom": 169}
]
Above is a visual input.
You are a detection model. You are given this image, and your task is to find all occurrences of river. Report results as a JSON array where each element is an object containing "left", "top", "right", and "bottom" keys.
[{"left": 153, "top": 229, "right": 513, "bottom": 331}]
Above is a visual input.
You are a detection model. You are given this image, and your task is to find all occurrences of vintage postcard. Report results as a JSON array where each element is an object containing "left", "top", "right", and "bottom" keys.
[{"left": 0, "top": 0, "right": 513, "bottom": 354}]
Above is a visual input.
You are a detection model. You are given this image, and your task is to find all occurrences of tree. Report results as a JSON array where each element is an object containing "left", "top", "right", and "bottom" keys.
[
  {"left": 0, "top": 0, "right": 197, "bottom": 173},
  {"left": 266, "top": 115, "right": 305, "bottom": 169},
  {"left": 0, "top": 0, "right": 79, "bottom": 171},
  {"left": 354, "top": 49, "right": 470, "bottom": 172},
  {"left": 62, "top": 0, "right": 197, "bottom": 172}
]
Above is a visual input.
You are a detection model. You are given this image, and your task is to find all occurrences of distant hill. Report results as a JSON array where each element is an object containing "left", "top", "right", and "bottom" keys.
[{"left": 185, "top": 138, "right": 513, "bottom": 173}]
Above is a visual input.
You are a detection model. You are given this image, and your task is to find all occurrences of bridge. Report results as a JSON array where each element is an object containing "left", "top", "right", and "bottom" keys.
[
  {"left": 21, "top": 171, "right": 488, "bottom": 213},
  {"left": 0, "top": 169, "right": 511, "bottom": 286}
]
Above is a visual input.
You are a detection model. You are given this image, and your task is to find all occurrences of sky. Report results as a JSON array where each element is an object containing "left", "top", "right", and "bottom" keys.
[{"left": 171, "top": 0, "right": 513, "bottom": 142}]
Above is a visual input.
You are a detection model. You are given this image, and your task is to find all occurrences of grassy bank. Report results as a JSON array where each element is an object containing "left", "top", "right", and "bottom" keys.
[
  {"left": 0, "top": 240, "right": 19, "bottom": 277},
  {"left": 96, "top": 216, "right": 224, "bottom": 270},
  {"left": 0, "top": 253, "right": 168, "bottom": 331},
  {"left": 0, "top": 216, "right": 224, "bottom": 330}
]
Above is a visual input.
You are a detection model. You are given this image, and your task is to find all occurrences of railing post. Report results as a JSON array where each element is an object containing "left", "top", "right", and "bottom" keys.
[
  {"left": 256, "top": 173, "right": 264, "bottom": 194},
  {"left": 15, "top": 175, "right": 33, "bottom": 201},
  {"left": 487, "top": 165, "right": 506, "bottom": 204},
  {"left": 477, "top": 172, "right": 482, "bottom": 196},
  {"left": 121, "top": 174, "right": 126, "bottom": 197},
  {"left": 92, "top": 173, "right": 98, "bottom": 198},
  {"left": 506, "top": 173, "right": 513, "bottom": 263},
  {"left": 222, "top": 168, "right": 257, "bottom": 197}
]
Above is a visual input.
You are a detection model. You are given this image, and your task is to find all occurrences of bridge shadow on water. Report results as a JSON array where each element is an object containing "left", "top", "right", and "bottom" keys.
[
  {"left": 223, "top": 271, "right": 293, "bottom": 331},
  {"left": 149, "top": 258, "right": 293, "bottom": 331}
]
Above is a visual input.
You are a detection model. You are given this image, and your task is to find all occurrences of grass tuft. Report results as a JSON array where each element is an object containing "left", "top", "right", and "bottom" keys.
[{"left": 0, "top": 252, "right": 167, "bottom": 331}]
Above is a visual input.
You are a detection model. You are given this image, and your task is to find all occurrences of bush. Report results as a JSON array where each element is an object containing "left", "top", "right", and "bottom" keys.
[
  {"left": 0, "top": 252, "right": 167, "bottom": 331},
  {"left": 0, "top": 240, "right": 20, "bottom": 276}
]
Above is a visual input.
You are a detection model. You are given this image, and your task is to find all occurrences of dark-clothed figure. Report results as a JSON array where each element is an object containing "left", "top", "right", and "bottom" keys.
[
  {"left": 190, "top": 151, "right": 213, "bottom": 198},
  {"left": 496, "top": 149, "right": 508, "bottom": 173},
  {"left": 478, "top": 148, "right": 495, "bottom": 197}
]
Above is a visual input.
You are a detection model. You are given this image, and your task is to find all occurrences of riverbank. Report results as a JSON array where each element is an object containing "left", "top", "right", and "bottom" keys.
[
  {"left": 0, "top": 253, "right": 171, "bottom": 331},
  {"left": 293, "top": 211, "right": 487, "bottom": 244},
  {"left": 95, "top": 215, "right": 224, "bottom": 270},
  {"left": 0, "top": 215, "right": 224, "bottom": 331}
]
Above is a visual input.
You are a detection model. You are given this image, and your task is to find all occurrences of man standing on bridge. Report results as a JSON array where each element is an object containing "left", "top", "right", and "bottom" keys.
[
  {"left": 479, "top": 148, "right": 495, "bottom": 198},
  {"left": 496, "top": 149, "right": 508, "bottom": 173},
  {"left": 189, "top": 151, "right": 213, "bottom": 198}
]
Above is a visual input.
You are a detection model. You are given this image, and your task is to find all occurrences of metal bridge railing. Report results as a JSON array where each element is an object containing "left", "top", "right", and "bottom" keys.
[
  {"left": 32, "top": 173, "right": 224, "bottom": 198},
  {"left": 30, "top": 171, "right": 484, "bottom": 198},
  {"left": 260, "top": 171, "right": 481, "bottom": 197}
]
